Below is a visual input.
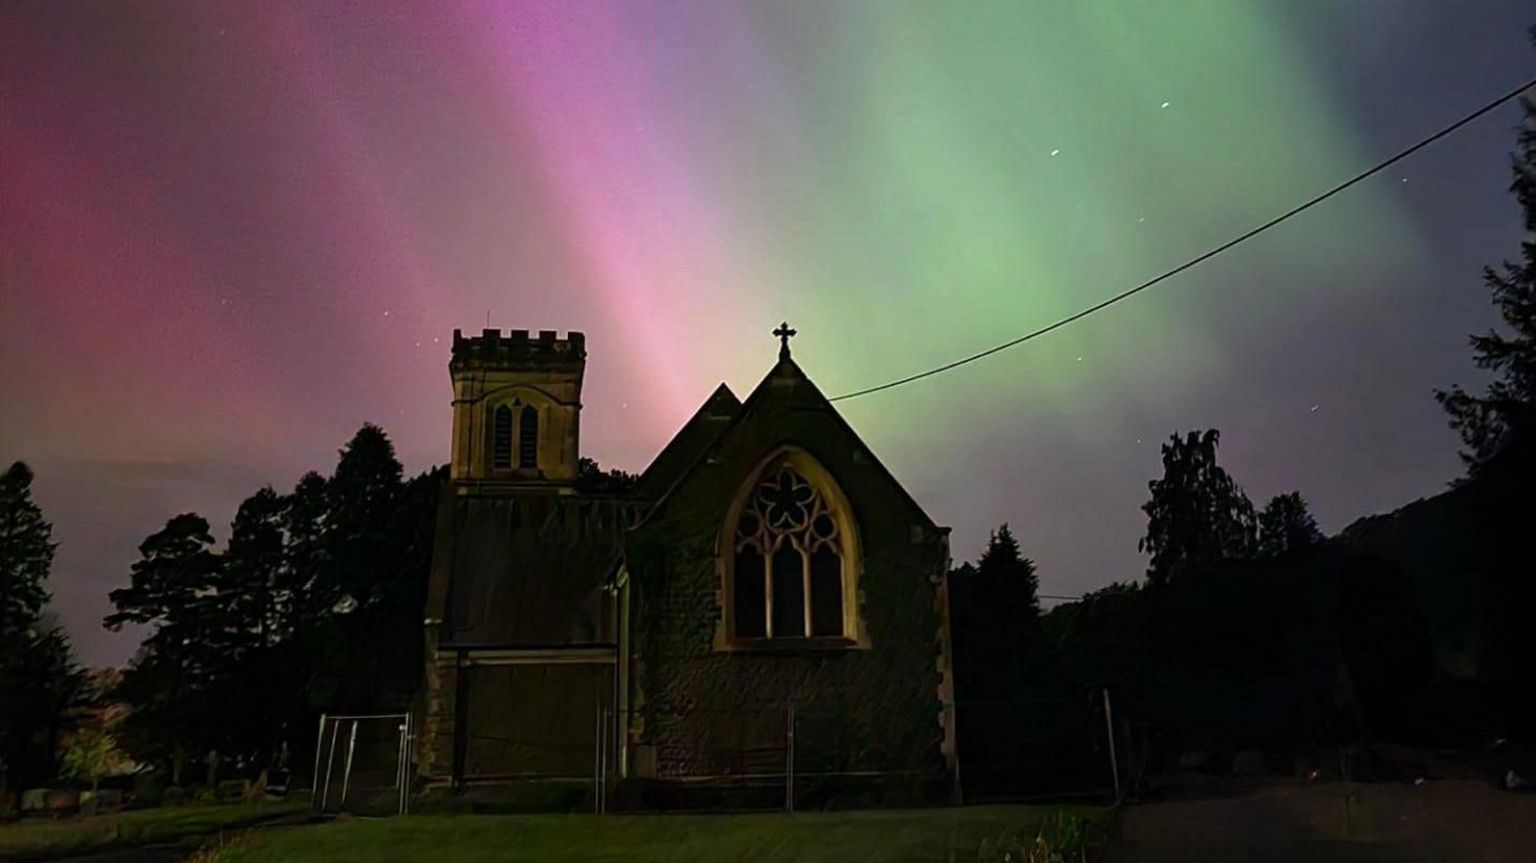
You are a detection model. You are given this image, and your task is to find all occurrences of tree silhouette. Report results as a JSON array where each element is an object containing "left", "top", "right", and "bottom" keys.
[
  {"left": 576, "top": 456, "right": 640, "bottom": 494},
  {"left": 1257, "top": 492, "right": 1324, "bottom": 558},
  {"left": 1140, "top": 429, "right": 1256, "bottom": 586},
  {"left": 106, "top": 425, "right": 440, "bottom": 775},
  {"left": 323, "top": 424, "right": 405, "bottom": 610},
  {"left": 950, "top": 524, "right": 1040, "bottom": 707},
  {"left": 976, "top": 523, "right": 1041, "bottom": 625},
  {"left": 0, "top": 462, "right": 54, "bottom": 638},
  {"left": 0, "top": 463, "right": 85, "bottom": 790},
  {"left": 279, "top": 471, "right": 330, "bottom": 636},
  {"left": 106, "top": 514, "right": 226, "bottom": 773},
  {"left": 223, "top": 487, "right": 286, "bottom": 650},
  {"left": 1435, "top": 42, "right": 1536, "bottom": 474}
]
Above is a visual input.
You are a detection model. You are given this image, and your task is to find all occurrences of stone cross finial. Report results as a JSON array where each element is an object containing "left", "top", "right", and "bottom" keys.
[{"left": 773, "top": 321, "right": 797, "bottom": 361}]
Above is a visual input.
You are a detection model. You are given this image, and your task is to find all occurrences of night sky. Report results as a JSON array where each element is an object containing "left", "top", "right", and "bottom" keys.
[{"left": 3, "top": 2, "right": 1533, "bottom": 667}]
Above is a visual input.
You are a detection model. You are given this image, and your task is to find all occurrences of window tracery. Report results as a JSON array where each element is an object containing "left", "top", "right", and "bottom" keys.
[{"left": 731, "top": 465, "right": 847, "bottom": 640}]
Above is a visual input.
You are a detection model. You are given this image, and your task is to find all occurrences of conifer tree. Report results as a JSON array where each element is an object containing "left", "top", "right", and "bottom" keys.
[
  {"left": 1436, "top": 65, "right": 1536, "bottom": 474},
  {"left": 0, "top": 462, "right": 54, "bottom": 638}
]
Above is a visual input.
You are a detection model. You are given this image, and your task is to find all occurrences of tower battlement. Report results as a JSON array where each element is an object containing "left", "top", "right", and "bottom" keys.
[{"left": 451, "top": 328, "right": 586, "bottom": 371}]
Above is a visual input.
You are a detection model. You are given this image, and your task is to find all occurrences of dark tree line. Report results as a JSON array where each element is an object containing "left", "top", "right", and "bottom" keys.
[
  {"left": 1140, "top": 429, "right": 1321, "bottom": 587},
  {"left": 103, "top": 424, "right": 440, "bottom": 784}
]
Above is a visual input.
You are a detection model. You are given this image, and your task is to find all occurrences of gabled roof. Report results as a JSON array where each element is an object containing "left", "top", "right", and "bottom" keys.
[
  {"left": 634, "top": 383, "right": 741, "bottom": 501},
  {"left": 637, "top": 355, "right": 944, "bottom": 533}
]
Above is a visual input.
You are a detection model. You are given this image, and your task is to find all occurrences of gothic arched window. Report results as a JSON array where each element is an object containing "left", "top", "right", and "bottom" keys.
[
  {"left": 492, "top": 405, "right": 513, "bottom": 469},
  {"left": 728, "top": 460, "right": 854, "bottom": 641},
  {"left": 518, "top": 405, "right": 539, "bottom": 469}
]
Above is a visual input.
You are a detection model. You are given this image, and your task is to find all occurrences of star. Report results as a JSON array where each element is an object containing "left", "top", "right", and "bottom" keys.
[
  {"left": 1137, "top": 216, "right": 1146, "bottom": 224},
  {"left": 382, "top": 309, "right": 391, "bottom": 317}
]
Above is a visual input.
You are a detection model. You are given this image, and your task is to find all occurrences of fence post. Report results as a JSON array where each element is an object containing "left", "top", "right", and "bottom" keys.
[
  {"left": 600, "top": 708, "right": 609, "bottom": 815},
  {"left": 594, "top": 708, "right": 603, "bottom": 814},
  {"left": 338, "top": 720, "right": 360, "bottom": 810},
  {"left": 785, "top": 705, "right": 796, "bottom": 813},
  {"left": 311, "top": 713, "right": 328, "bottom": 811},
  {"left": 1102, "top": 689, "right": 1121, "bottom": 804},
  {"left": 319, "top": 716, "right": 342, "bottom": 811},
  {"left": 948, "top": 701, "right": 963, "bottom": 806},
  {"left": 395, "top": 713, "right": 411, "bottom": 816}
]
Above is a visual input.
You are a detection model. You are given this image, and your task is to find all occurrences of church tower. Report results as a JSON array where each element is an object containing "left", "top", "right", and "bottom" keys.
[{"left": 448, "top": 328, "right": 584, "bottom": 485}]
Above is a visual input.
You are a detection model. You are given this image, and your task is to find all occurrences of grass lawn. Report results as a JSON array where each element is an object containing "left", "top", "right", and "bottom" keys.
[
  {"left": 0, "top": 800, "right": 307, "bottom": 862},
  {"left": 222, "top": 805, "right": 1109, "bottom": 863}
]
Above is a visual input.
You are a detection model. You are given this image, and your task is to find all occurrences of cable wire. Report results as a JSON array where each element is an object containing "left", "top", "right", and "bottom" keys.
[{"left": 829, "top": 75, "right": 1536, "bottom": 403}]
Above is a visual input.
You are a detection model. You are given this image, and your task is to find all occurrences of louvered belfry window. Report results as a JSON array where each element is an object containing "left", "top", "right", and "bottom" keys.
[
  {"left": 518, "top": 405, "right": 538, "bottom": 469},
  {"left": 492, "top": 405, "right": 513, "bottom": 469}
]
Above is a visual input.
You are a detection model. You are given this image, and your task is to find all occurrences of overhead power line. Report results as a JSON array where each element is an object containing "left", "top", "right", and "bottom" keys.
[{"left": 829, "top": 75, "right": 1536, "bottom": 403}]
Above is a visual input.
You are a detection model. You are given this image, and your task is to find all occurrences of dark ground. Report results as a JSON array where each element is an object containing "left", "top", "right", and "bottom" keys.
[{"left": 1109, "top": 778, "right": 1536, "bottom": 863}]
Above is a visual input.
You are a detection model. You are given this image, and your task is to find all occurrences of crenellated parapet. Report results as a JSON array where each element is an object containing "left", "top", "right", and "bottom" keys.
[
  {"left": 451, "top": 328, "right": 586, "bottom": 373},
  {"left": 447, "top": 327, "right": 586, "bottom": 484}
]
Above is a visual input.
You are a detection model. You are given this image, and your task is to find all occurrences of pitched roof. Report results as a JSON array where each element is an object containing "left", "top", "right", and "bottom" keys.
[
  {"left": 634, "top": 383, "right": 741, "bottom": 500},
  {"left": 639, "top": 355, "right": 944, "bottom": 532}
]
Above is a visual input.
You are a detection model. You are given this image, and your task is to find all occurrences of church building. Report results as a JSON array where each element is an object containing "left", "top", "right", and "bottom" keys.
[{"left": 418, "top": 326, "right": 955, "bottom": 803}]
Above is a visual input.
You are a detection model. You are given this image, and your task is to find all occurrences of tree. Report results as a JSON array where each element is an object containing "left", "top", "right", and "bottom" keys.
[
  {"left": 950, "top": 524, "right": 1040, "bottom": 706},
  {"left": 576, "top": 457, "right": 640, "bottom": 495},
  {"left": 323, "top": 424, "right": 404, "bottom": 610},
  {"left": 975, "top": 523, "right": 1041, "bottom": 623},
  {"left": 106, "top": 514, "right": 224, "bottom": 770},
  {"left": 1435, "top": 51, "right": 1536, "bottom": 474},
  {"left": 105, "top": 425, "right": 439, "bottom": 777},
  {"left": 1140, "top": 429, "right": 1256, "bottom": 586},
  {"left": 223, "top": 487, "right": 286, "bottom": 649},
  {"left": 0, "top": 464, "right": 85, "bottom": 790},
  {"left": 0, "top": 461, "right": 55, "bottom": 638},
  {"left": 61, "top": 725, "right": 129, "bottom": 794},
  {"left": 278, "top": 471, "right": 330, "bottom": 637},
  {"left": 1257, "top": 492, "right": 1324, "bottom": 558},
  {"left": 0, "top": 622, "right": 86, "bottom": 790}
]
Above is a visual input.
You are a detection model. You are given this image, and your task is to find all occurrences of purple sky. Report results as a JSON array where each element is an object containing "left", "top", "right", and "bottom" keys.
[{"left": 2, "top": 2, "right": 1533, "bottom": 667}]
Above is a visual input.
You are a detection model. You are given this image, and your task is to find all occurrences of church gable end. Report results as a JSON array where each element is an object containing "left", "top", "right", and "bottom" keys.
[{"left": 624, "top": 343, "right": 952, "bottom": 789}]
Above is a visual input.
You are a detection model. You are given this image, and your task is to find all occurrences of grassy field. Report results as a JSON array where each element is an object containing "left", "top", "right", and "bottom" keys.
[
  {"left": 222, "top": 805, "right": 1107, "bottom": 863},
  {"left": 0, "top": 801, "right": 307, "bottom": 862}
]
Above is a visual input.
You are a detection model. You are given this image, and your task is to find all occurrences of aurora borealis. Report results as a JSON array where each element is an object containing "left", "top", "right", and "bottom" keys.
[{"left": 3, "top": 2, "right": 1533, "bottom": 665}]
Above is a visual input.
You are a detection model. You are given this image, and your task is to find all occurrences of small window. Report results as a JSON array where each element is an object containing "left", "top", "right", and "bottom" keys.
[
  {"left": 492, "top": 405, "right": 513, "bottom": 469},
  {"left": 518, "top": 405, "right": 539, "bottom": 469}
]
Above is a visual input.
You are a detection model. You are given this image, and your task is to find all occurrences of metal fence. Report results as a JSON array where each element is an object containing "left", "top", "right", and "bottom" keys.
[
  {"left": 311, "top": 690, "right": 1122, "bottom": 814},
  {"left": 312, "top": 713, "right": 413, "bottom": 816}
]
